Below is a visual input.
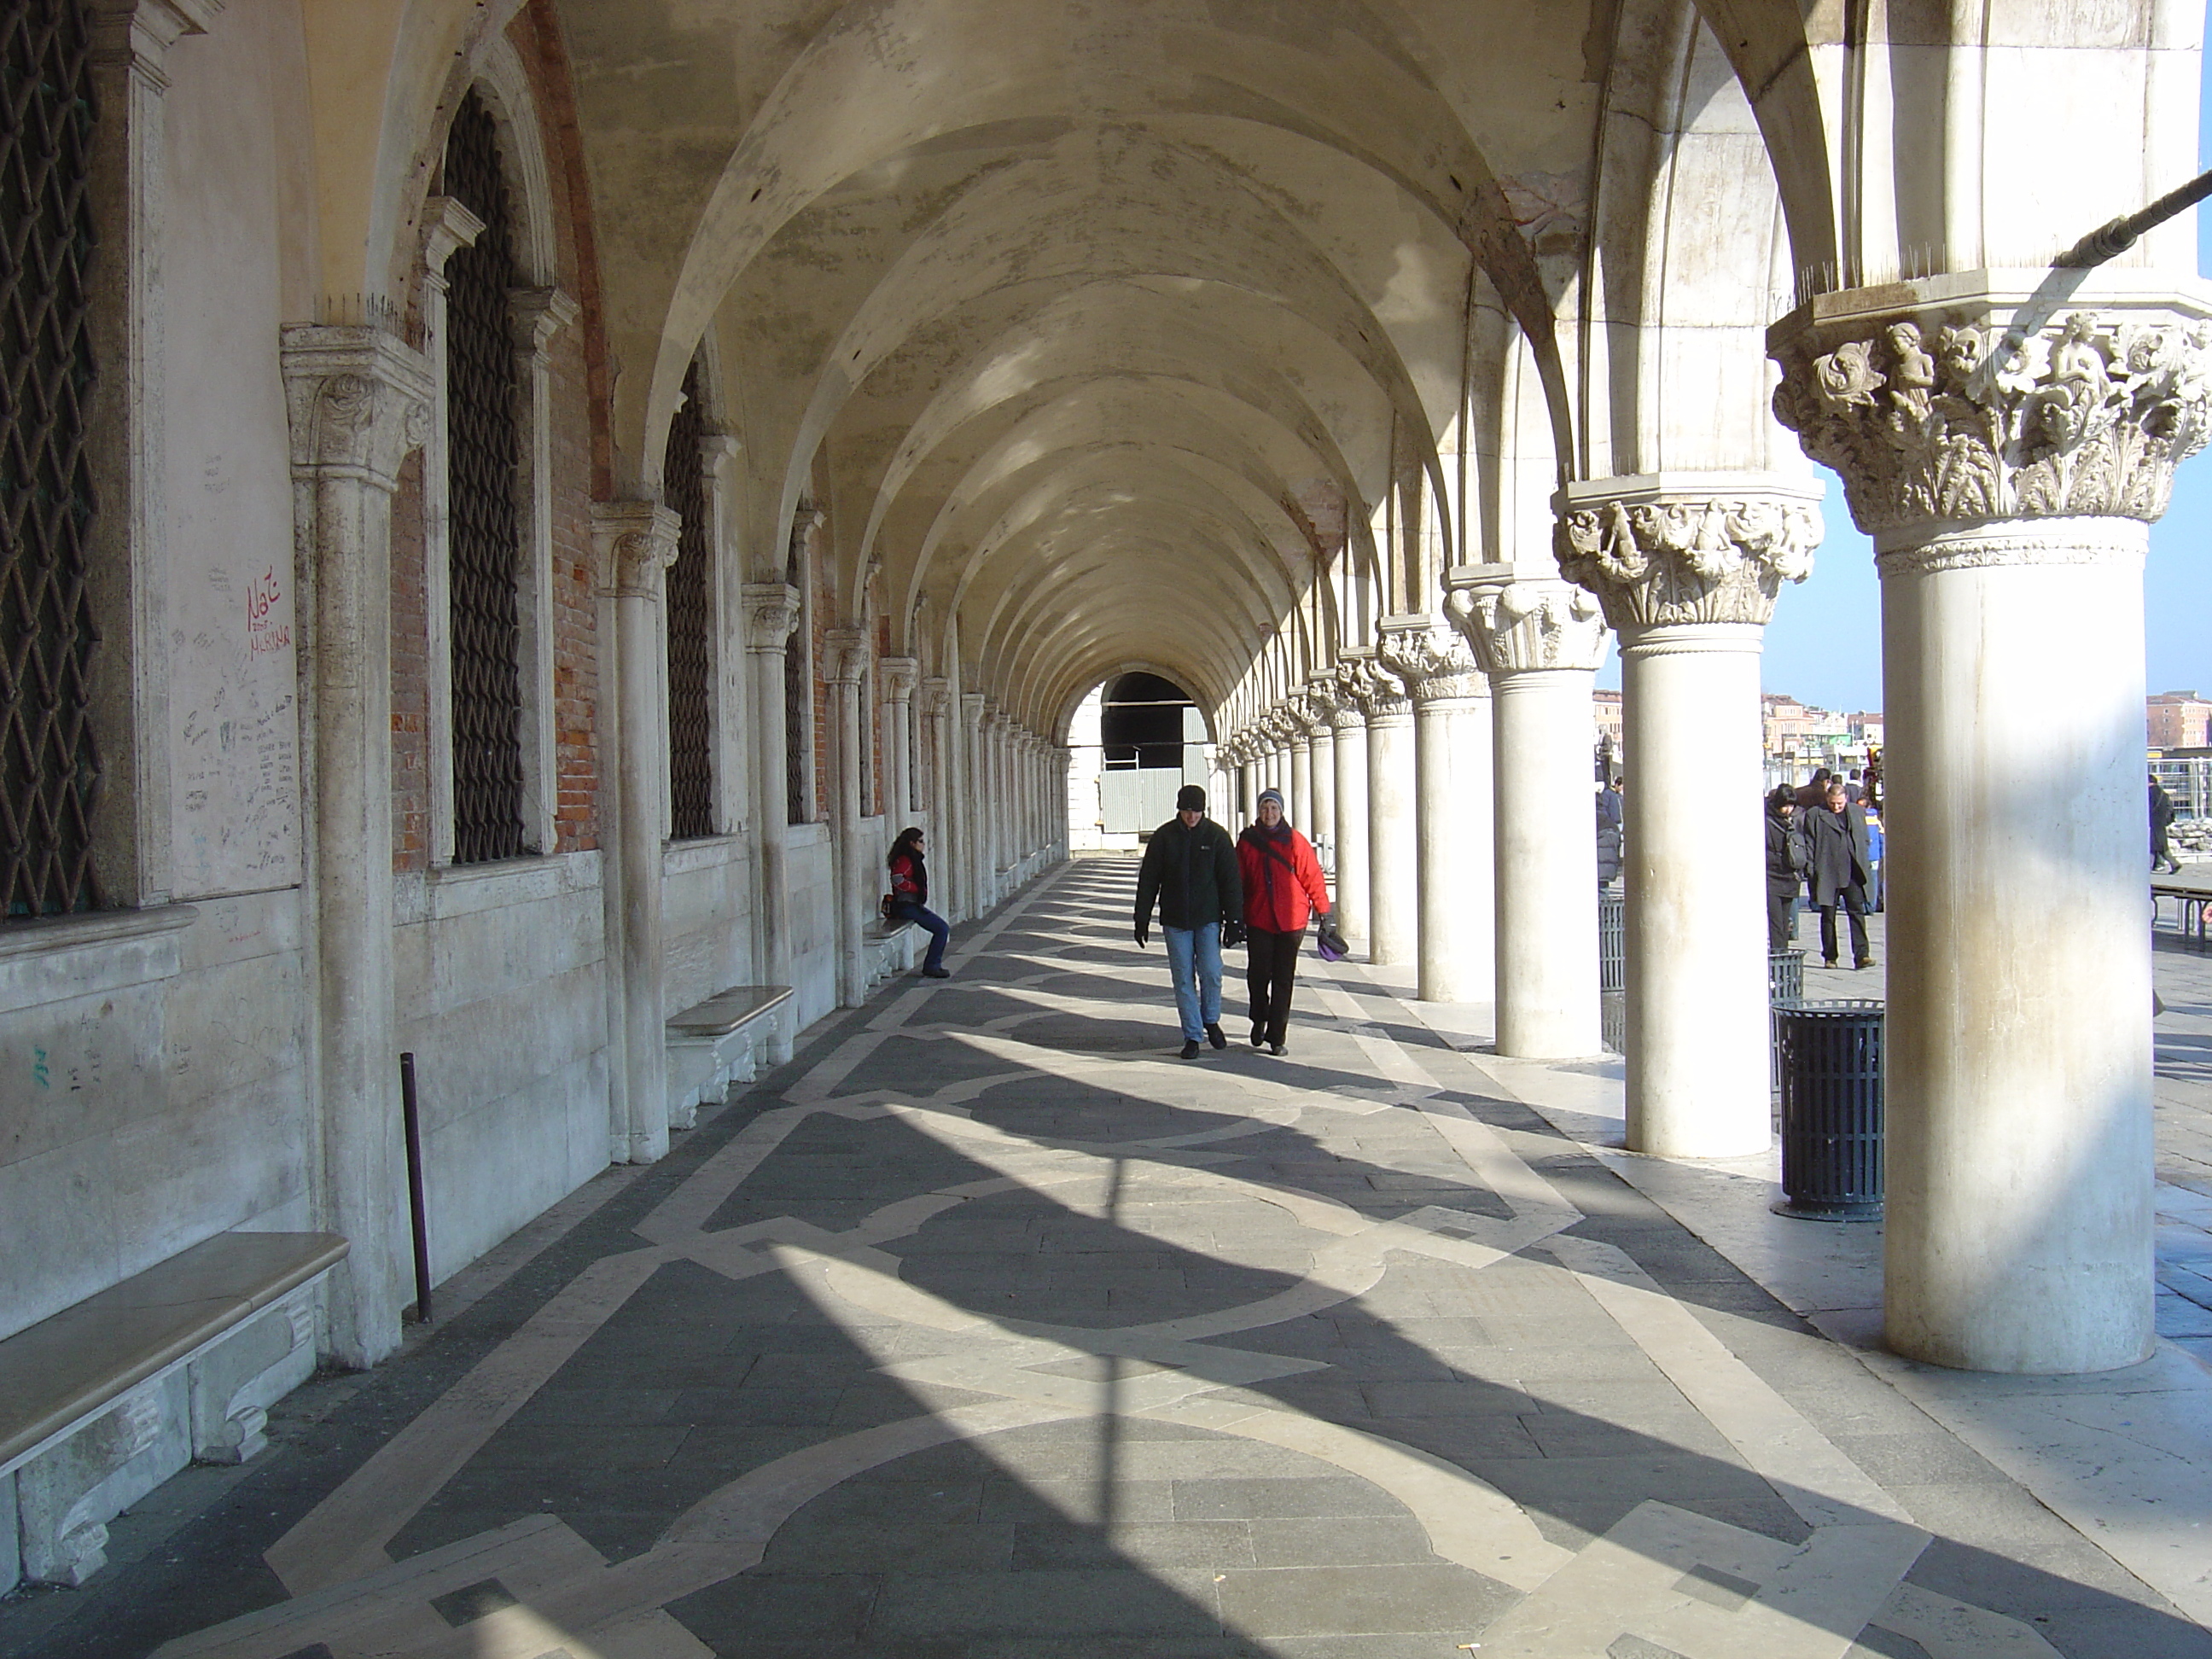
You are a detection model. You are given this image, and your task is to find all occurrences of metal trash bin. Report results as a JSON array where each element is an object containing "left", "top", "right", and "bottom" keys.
[
  {"left": 1767, "top": 951, "right": 1804, "bottom": 1096},
  {"left": 1598, "top": 894, "right": 1626, "bottom": 1054},
  {"left": 1770, "top": 998, "right": 1884, "bottom": 1221}
]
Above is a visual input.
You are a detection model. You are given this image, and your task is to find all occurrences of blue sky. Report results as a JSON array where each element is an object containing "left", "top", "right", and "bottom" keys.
[{"left": 1597, "top": 37, "right": 2212, "bottom": 711}]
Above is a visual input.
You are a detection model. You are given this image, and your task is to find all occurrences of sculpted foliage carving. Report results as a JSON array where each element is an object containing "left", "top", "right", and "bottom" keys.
[
  {"left": 1557, "top": 494, "right": 1819, "bottom": 628},
  {"left": 1444, "top": 577, "right": 1605, "bottom": 675},
  {"left": 1772, "top": 311, "right": 2212, "bottom": 533},
  {"left": 1375, "top": 623, "right": 1487, "bottom": 703}
]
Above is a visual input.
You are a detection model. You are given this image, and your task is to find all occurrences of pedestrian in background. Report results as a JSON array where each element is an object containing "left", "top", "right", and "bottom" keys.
[
  {"left": 1134, "top": 784, "right": 1243, "bottom": 1058},
  {"left": 1237, "top": 788, "right": 1331, "bottom": 1056},
  {"left": 1807, "top": 779, "right": 1874, "bottom": 969},
  {"left": 2152, "top": 777, "right": 2183, "bottom": 875},
  {"left": 1763, "top": 786, "right": 1808, "bottom": 952},
  {"left": 1596, "top": 776, "right": 1624, "bottom": 890},
  {"left": 888, "top": 828, "right": 952, "bottom": 978}
]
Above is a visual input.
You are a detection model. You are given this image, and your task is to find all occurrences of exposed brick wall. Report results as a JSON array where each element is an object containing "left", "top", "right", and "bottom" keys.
[
  {"left": 810, "top": 529, "right": 832, "bottom": 823},
  {"left": 392, "top": 456, "right": 429, "bottom": 870}
]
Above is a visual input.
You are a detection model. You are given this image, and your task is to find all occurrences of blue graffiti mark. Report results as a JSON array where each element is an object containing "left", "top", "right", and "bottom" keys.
[{"left": 32, "top": 1046, "right": 49, "bottom": 1088}]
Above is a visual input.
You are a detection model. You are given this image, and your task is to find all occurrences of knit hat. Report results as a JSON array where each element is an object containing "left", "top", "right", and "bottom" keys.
[
  {"left": 1257, "top": 788, "right": 1285, "bottom": 812},
  {"left": 1176, "top": 784, "right": 1206, "bottom": 812}
]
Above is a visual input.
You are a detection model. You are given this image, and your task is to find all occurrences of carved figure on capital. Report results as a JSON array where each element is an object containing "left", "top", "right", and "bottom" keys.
[
  {"left": 1375, "top": 621, "right": 1489, "bottom": 704},
  {"left": 1772, "top": 307, "right": 2212, "bottom": 533},
  {"left": 1342, "top": 655, "right": 1412, "bottom": 719},
  {"left": 1556, "top": 491, "right": 1820, "bottom": 629},
  {"left": 823, "top": 626, "right": 870, "bottom": 685},
  {"left": 916, "top": 677, "right": 952, "bottom": 721},
  {"left": 1444, "top": 575, "right": 1606, "bottom": 676},
  {"left": 878, "top": 656, "right": 920, "bottom": 703},
  {"left": 280, "top": 328, "right": 435, "bottom": 486}
]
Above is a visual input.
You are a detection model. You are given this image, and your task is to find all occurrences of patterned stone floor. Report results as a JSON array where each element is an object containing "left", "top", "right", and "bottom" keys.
[{"left": 5, "top": 859, "right": 2209, "bottom": 1657}]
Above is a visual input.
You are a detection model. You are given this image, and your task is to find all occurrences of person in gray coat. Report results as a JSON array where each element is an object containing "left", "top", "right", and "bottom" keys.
[
  {"left": 1807, "top": 778, "right": 1874, "bottom": 968},
  {"left": 1763, "top": 786, "right": 1809, "bottom": 952}
]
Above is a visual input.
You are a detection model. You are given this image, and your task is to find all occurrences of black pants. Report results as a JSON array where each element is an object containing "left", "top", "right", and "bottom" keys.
[
  {"left": 1819, "top": 885, "right": 1870, "bottom": 964},
  {"left": 1766, "top": 889, "right": 1799, "bottom": 954},
  {"left": 1246, "top": 926, "right": 1301, "bottom": 1045}
]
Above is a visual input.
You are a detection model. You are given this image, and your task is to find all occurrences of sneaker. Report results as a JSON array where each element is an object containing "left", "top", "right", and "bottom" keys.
[
  {"left": 1854, "top": 958, "right": 1874, "bottom": 970},
  {"left": 1204, "top": 1022, "right": 1226, "bottom": 1051},
  {"left": 923, "top": 966, "right": 951, "bottom": 979},
  {"left": 1268, "top": 1041, "right": 1287, "bottom": 1057},
  {"left": 1822, "top": 958, "right": 1838, "bottom": 969},
  {"left": 1179, "top": 1039, "right": 1202, "bottom": 1060}
]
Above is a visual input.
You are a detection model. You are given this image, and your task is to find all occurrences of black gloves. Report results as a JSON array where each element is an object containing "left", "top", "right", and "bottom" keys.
[
  {"left": 1221, "top": 920, "right": 1248, "bottom": 949},
  {"left": 1134, "top": 924, "right": 1150, "bottom": 947}
]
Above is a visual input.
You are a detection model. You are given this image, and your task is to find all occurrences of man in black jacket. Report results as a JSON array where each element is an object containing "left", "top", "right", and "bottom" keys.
[
  {"left": 1807, "top": 779, "right": 1874, "bottom": 968},
  {"left": 1134, "top": 784, "right": 1243, "bottom": 1058}
]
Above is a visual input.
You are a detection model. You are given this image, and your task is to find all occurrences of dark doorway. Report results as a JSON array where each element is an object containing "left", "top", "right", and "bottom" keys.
[{"left": 1099, "top": 673, "right": 1193, "bottom": 771}]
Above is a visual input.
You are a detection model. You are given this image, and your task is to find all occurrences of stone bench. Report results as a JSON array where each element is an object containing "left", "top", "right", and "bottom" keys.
[
  {"left": 2152, "top": 881, "right": 2212, "bottom": 952},
  {"left": 666, "top": 984, "right": 795, "bottom": 1128},
  {"left": 0, "top": 1229, "right": 346, "bottom": 1591},
  {"left": 867, "top": 917, "right": 923, "bottom": 983}
]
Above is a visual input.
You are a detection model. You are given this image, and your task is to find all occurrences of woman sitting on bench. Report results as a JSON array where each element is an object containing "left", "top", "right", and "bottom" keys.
[{"left": 889, "top": 827, "right": 953, "bottom": 979}]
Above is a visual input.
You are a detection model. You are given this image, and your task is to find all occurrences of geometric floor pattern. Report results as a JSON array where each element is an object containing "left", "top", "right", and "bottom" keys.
[{"left": 9, "top": 862, "right": 2208, "bottom": 1656}]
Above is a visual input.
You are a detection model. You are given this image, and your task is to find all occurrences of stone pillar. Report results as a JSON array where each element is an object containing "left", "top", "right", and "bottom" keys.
[
  {"left": 1346, "top": 655, "right": 1416, "bottom": 969},
  {"left": 1772, "top": 287, "right": 2212, "bottom": 1372},
  {"left": 1327, "top": 671, "right": 1371, "bottom": 949},
  {"left": 742, "top": 585, "right": 802, "bottom": 994},
  {"left": 594, "top": 504, "right": 682, "bottom": 1164},
  {"left": 85, "top": 0, "right": 224, "bottom": 908},
  {"left": 1303, "top": 688, "right": 1336, "bottom": 870},
  {"left": 1447, "top": 573, "right": 1606, "bottom": 1057},
  {"left": 880, "top": 657, "right": 918, "bottom": 831},
  {"left": 1236, "top": 753, "right": 1256, "bottom": 824},
  {"left": 1557, "top": 476, "right": 1823, "bottom": 1156},
  {"left": 981, "top": 705, "right": 1005, "bottom": 903},
  {"left": 1378, "top": 620, "right": 1494, "bottom": 1004},
  {"left": 960, "top": 694, "right": 987, "bottom": 918},
  {"left": 280, "top": 327, "right": 434, "bottom": 1366},
  {"left": 920, "top": 678, "right": 952, "bottom": 902},
  {"left": 824, "top": 629, "right": 870, "bottom": 1006},
  {"left": 1289, "top": 714, "right": 1314, "bottom": 833}
]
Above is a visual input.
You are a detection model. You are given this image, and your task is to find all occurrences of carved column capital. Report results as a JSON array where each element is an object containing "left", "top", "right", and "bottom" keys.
[
  {"left": 280, "top": 326, "right": 434, "bottom": 488},
  {"left": 90, "top": 0, "right": 223, "bottom": 86},
  {"left": 917, "top": 676, "right": 952, "bottom": 719},
  {"left": 510, "top": 287, "right": 580, "bottom": 358},
  {"left": 420, "top": 195, "right": 484, "bottom": 285},
  {"left": 960, "top": 692, "right": 987, "bottom": 728},
  {"left": 1340, "top": 651, "right": 1412, "bottom": 719},
  {"left": 878, "top": 656, "right": 920, "bottom": 702},
  {"left": 1769, "top": 276, "right": 2212, "bottom": 543},
  {"left": 1553, "top": 474, "right": 1823, "bottom": 630},
  {"left": 1376, "top": 616, "right": 1491, "bottom": 705},
  {"left": 1444, "top": 569, "right": 1608, "bottom": 675},
  {"left": 1301, "top": 677, "right": 1342, "bottom": 722},
  {"left": 592, "top": 501, "right": 681, "bottom": 599},
  {"left": 741, "top": 582, "right": 801, "bottom": 653},
  {"left": 1283, "top": 692, "right": 1329, "bottom": 738},
  {"left": 823, "top": 626, "right": 870, "bottom": 685}
]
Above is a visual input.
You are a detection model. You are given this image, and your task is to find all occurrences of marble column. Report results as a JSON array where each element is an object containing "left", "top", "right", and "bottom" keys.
[
  {"left": 594, "top": 504, "right": 682, "bottom": 1164},
  {"left": 1288, "top": 710, "right": 1314, "bottom": 833},
  {"left": 1557, "top": 475, "right": 1822, "bottom": 1156},
  {"left": 1236, "top": 751, "right": 1257, "bottom": 824},
  {"left": 1378, "top": 620, "right": 1494, "bottom": 1004},
  {"left": 280, "top": 327, "right": 433, "bottom": 1366},
  {"left": 1327, "top": 667, "right": 1371, "bottom": 949},
  {"left": 920, "top": 678, "right": 952, "bottom": 905},
  {"left": 1447, "top": 573, "right": 1606, "bottom": 1057},
  {"left": 880, "top": 657, "right": 918, "bottom": 831},
  {"left": 742, "top": 585, "right": 803, "bottom": 1000},
  {"left": 959, "top": 694, "right": 987, "bottom": 918},
  {"left": 1346, "top": 653, "right": 1416, "bottom": 969},
  {"left": 1773, "top": 287, "right": 2212, "bottom": 1372},
  {"left": 1302, "top": 687, "right": 1336, "bottom": 870},
  {"left": 825, "top": 628, "right": 870, "bottom": 1007}
]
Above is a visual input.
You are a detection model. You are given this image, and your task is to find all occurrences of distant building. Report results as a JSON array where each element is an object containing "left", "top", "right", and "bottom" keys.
[
  {"left": 2149, "top": 690, "right": 2212, "bottom": 750},
  {"left": 1592, "top": 689, "right": 1623, "bottom": 765}
]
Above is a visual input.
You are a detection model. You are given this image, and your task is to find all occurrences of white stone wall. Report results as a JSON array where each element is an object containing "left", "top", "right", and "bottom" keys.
[
  {"left": 785, "top": 825, "right": 838, "bottom": 1031},
  {"left": 663, "top": 839, "right": 761, "bottom": 1016},
  {"left": 393, "top": 855, "right": 612, "bottom": 1285}
]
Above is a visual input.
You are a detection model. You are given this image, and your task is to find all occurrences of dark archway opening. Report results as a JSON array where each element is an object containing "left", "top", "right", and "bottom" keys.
[{"left": 1098, "top": 672, "right": 1195, "bottom": 771}]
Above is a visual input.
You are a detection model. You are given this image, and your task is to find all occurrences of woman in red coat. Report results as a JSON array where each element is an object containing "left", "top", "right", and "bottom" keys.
[{"left": 1236, "top": 788, "right": 1331, "bottom": 1055}]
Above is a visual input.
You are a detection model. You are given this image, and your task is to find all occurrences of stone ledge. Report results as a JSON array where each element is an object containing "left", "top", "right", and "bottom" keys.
[{"left": 0, "top": 905, "right": 199, "bottom": 1016}]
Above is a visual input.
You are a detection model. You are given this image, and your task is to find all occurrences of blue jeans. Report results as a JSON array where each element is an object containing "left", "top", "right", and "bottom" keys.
[
  {"left": 1161, "top": 923, "right": 1222, "bottom": 1042},
  {"left": 895, "top": 899, "right": 950, "bottom": 971}
]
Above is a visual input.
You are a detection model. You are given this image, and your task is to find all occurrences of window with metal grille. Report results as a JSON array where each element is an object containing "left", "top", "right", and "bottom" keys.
[
  {"left": 664, "top": 363, "right": 713, "bottom": 840},
  {"left": 441, "top": 89, "right": 528, "bottom": 864},
  {"left": 0, "top": 0, "right": 102, "bottom": 917}
]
